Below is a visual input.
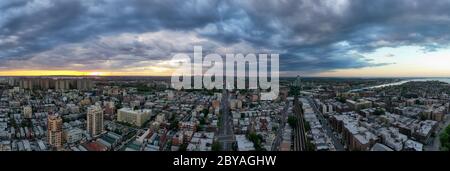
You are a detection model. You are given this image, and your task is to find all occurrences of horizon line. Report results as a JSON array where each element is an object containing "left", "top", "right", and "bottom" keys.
[{"left": 1, "top": 75, "right": 449, "bottom": 79}]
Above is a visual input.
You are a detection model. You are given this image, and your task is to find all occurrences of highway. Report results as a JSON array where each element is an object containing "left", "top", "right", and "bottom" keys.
[{"left": 306, "top": 97, "right": 345, "bottom": 151}]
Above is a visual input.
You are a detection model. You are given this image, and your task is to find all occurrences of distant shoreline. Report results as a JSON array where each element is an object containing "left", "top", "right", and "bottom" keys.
[{"left": 350, "top": 78, "right": 450, "bottom": 92}]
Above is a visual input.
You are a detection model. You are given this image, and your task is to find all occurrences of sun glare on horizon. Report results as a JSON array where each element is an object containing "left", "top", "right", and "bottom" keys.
[{"left": 88, "top": 72, "right": 106, "bottom": 76}]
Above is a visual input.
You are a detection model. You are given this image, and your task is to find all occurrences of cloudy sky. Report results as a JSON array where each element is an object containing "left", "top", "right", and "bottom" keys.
[{"left": 1, "top": 0, "right": 450, "bottom": 77}]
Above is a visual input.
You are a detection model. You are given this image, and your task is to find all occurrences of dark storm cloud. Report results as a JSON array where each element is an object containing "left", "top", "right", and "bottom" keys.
[
  {"left": 0, "top": 0, "right": 227, "bottom": 59},
  {"left": 217, "top": 0, "right": 450, "bottom": 72},
  {"left": 1, "top": 0, "right": 450, "bottom": 74}
]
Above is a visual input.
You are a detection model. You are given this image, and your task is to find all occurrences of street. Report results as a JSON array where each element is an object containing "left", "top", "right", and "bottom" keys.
[
  {"left": 271, "top": 100, "right": 290, "bottom": 151},
  {"left": 217, "top": 89, "right": 235, "bottom": 151},
  {"left": 425, "top": 116, "right": 450, "bottom": 151},
  {"left": 306, "top": 97, "right": 345, "bottom": 151}
]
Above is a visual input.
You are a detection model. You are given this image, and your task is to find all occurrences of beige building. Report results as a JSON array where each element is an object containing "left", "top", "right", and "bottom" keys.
[
  {"left": 87, "top": 105, "right": 104, "bottom": 137},
  {"left": 346, "top": 99, "right": 372, "bottom": 111},
  {"left": 48, "top": 115, "right": 63, "bottom": 149},
  {"left": 76, "top": 79, "right": 93, "bottom": 90},
  {"left": 19, "top": 79, "right": 33, "bottom": 90},
  {"left": 118, "top": 108, "right": 152, "bottom": 127},
  {"left": 23, "top": 106, "right": 32, "bottom": 119},
  {"left": 55, "top": 79, "right": 70, "bottom": 90}
]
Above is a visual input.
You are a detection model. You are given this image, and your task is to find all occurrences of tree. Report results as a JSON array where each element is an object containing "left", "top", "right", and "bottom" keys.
[
  {"left": 136, "top": 84, "right": 152, "bottom": 92},
  {"left": 9, "top": 117, "right": 17, "bottom": 128},
  {"left": 289, "top": 86, "right": 300, "bottom": 97},
  {"left": 212, "top": 142, "right": 222, "bottom": 151},
  {"left": 336, "top": 96, "right": 347, "bottom": 103},
  {"left": 288, "top": 116, "right": 298, "bottom": 128},
  {"left": 199, "top": 117, "right": 206, "bottom": 125},
  {"left": 21, "top": 119, "right": 32, "bottom": 128},
  {"left": 202, "top": 109, "right": 209, "bottom": 116},
  {"left": 440, "top": 125, "right": 450, "bottom": 151},
  {"left": 196, "top": 125, "right": 203, "bottom": 131},
  {"left": 415, "top": 99, "right": 421, "bottom": 105},
  {"left": 419, "top": 114, "right": 428, "bottom": 121},
  {"left": 179, "top": 143, "right": 188, "bottom": 151},
  {"left": 272, "top": 126, "right": 278, "bottom": 132},
  {"left": 373, "top": 108, "right": 385, "bottom": 116},
  {"left": 247, "top": 132, "right": 265, "bottom": 151},
  {"left": 247, "top": 132, "right": 259, "bottom": 143},
  {"left": 306, "top": 140, "right": 316, "bottom": 151},
  {"left": 115, "top": 103, "right": 123, "bottom": 110},
  {"left": 304, "top": 122, "right": 311, "bottom": 132},
  {"left": 169, "top": 120, "right": 179, "bottom": 131}
]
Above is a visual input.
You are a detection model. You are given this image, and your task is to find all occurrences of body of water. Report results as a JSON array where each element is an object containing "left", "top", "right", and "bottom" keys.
[{"left": 350, "top": 78, "right": 450, "bottom": 92}]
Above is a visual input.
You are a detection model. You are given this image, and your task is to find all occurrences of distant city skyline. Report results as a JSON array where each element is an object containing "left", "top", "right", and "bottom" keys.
[{"left": 1, "top": 0, "right": 450, "bottom": 77}]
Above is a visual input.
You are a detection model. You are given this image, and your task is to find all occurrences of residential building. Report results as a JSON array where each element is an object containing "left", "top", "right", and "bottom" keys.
[
  {"left": 87, "top": 105, "right": 104, "bottom": 137},
  {"left": 48, "top": 114, "right": 63, "bottom": 149},
  {"left": 118, "top": 108, "right": 152, "bottom": 127}
]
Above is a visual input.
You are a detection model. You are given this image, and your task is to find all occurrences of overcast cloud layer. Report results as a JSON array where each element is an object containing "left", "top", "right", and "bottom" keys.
[{"left": 1, "top": 0, "right": 450, "bottom": 75}]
